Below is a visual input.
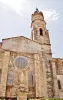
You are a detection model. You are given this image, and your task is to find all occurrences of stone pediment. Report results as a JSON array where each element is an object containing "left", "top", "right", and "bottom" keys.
[{"left": 2, "top": 36, "right": 42, "bottom": 53}]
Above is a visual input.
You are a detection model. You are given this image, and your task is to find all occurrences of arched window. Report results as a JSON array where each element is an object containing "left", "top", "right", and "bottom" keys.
[
  {"left": 40, "top": 28, "right": 43, "bottom": 36},
  {"left": 57, "top": 80, "right": 61, "bottom": 89},
  {"left": 7, "top": 71, "right": 13, "bottom": 86}
]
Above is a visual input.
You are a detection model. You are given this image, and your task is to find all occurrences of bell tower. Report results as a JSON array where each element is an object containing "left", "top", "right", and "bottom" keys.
[
  {"left": 31, "top": 8, "right": 50, "bottom": 45},
  {"left": 31, "top": 9, "right": 55, "bottom": 98}
]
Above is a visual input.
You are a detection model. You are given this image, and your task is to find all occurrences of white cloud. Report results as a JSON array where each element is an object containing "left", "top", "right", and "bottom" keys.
[
  {"left": 43, "top": 9, "right": 59, "bottom": 22},
  {"left": 0, "top": 0, "right": 26, "bottom": 14},
  {"left": 0, "top": 0, "right": 59, "bottom": 22}
]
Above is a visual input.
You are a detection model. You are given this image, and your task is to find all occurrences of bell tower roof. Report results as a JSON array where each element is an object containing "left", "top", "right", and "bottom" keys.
[
  {"left": 31, "top": 8, "right": 44, "bottom": 23},
  {"left": 32, "top": 8, "right": 44, "bottom": 17}
]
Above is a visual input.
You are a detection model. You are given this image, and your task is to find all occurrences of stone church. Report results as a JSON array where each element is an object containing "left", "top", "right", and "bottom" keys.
[{"left": 0, "top": 8, "right": 63, "bottom": 100}]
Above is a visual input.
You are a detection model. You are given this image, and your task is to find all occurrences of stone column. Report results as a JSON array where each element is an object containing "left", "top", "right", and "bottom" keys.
[
  {"left": 52, "top": 61, "right": 59, "bottom": 98},
  {"left": 34, "top": 53, "right": 48, "bottom": 97},
  {"left": 34, "top": 53, "right": 41, "bottom": 97},
  {"left": 43, "top": 53, "right": 54, "bottom": 97},
  {"left": 41, "top": 58, "right": 48, "bottom": 97},
  {"left": 1, "top": 51, "right": 10, "bottom": 96}
]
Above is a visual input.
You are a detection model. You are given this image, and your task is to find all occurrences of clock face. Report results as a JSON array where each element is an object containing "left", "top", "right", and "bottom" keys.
[{"left": 14, "top": 56, "right": 28, "bottom": 69}]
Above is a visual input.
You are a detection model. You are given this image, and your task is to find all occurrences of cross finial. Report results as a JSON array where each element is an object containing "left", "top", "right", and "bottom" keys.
[{"left": 36, "top": 7, "right": 39, "bottom": 12}]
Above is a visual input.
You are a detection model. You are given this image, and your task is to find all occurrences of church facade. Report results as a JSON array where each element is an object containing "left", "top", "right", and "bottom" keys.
[{"left": 0, "top": 9, "right": 63, "bottom": 100}]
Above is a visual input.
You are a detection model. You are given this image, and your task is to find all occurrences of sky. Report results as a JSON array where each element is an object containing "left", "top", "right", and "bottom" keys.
[{"left": 0, "top": 0, "right": 63, "bottom": 58}]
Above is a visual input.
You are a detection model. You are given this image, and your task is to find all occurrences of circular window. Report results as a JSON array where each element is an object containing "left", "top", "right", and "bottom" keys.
[{"left": 14, "top": 56, "right": 28, "bottom": 69}]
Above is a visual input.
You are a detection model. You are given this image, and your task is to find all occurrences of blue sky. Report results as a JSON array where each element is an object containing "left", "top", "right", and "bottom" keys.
[{"left": 0, "top": 0, "right": 63, "bottom": 58}]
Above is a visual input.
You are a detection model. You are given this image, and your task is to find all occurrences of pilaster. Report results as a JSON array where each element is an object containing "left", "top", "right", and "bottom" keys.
[
  {"left": 1, "top": 51, "right": 10, "bottom": 96},
  {"left": 34, "top": 53, "right": 48, "bottom": 97},
  {"left": 52, "top": 61, "right": 59, "bottom": 98}
]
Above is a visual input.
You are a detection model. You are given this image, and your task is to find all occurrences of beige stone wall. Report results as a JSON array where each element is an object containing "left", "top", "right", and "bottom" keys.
[
  {"left": 55, "top": 59, "right": 63, "bottom": 75},
  {"left": 2, "top": 36, "right": 42, "bottom": 54},
  {"left": 1, "top": 43, "right": 63, "bottom": 99},
  {"left": 0, "top": 50, "right": 4, "bottom": 96},
  {"left": 6, "top": 52, "right": 31, "bottom": 97},
  {"left": 57, "top": 75, "right": 63, "bottom": 98},
  {"left": 0, "top": 48, "right": 53, "bottom": 98},
  {"left": 34, "top": 54, "right": 43, "bottom": 97},
  {"left": 0, "top": 51, "right": 10, "bottom": 96},
  {"left": 52, "top": 60, "right": 59, "bottom": 98},
  {"left": 52, "top": 58, "right": 63, "bottom": 98},
  {"left": 4, "top": 51, "right": 36, "bottom": 98}
]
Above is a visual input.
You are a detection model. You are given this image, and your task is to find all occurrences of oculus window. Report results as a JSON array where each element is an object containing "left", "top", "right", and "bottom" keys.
[{"left": 14, "top": 56, "right": 28, "bottom": 69}]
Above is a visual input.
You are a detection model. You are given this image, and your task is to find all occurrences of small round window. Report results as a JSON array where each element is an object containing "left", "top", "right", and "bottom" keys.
[{"left": 14, "top": 56, "right": 28, "bottom": 69}]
